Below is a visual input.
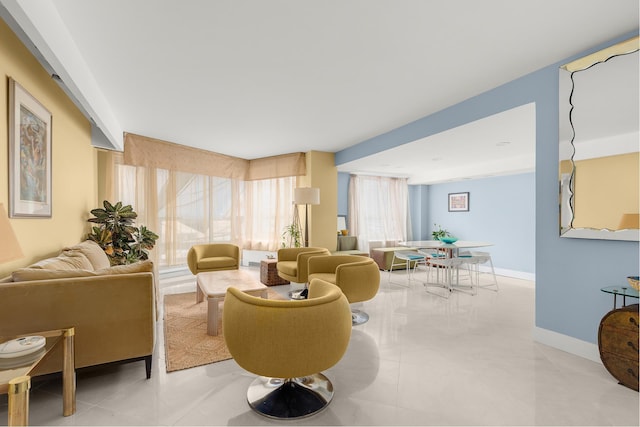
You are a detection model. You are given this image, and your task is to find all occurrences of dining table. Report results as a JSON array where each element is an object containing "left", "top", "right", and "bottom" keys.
[
  {"left": 398, "top": 240, "right": 494, "bottom": 292},
  {"left": 399, "top": 240, "right": 493, "bottom": 257}
]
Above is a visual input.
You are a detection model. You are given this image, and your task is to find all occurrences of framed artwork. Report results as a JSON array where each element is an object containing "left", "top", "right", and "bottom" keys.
[
  {"left": 8, "top": 78, "right": 52, "bottom": 218},
  {"left": 448, "top": 192, "right": 469, "bottom": 212}
]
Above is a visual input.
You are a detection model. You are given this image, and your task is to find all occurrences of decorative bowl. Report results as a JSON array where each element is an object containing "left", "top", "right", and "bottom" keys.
[
  {"left": 627, "top": 276, "right": 640, "bottom": 291},
  {"left": 439, "top": 236, "right": 458, "bottom": 244}
]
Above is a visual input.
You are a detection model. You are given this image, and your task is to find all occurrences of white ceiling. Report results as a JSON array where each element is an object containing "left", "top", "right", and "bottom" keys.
[{"left": 1, "top": 0, "right": 638, "bottom": 184}]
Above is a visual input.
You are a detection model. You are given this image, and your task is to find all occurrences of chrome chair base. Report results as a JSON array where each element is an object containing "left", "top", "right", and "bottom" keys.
[
  {"left": 289, "top": 289, "right": 307, "bottom": 300},
  {"left": 351, "top": 309, "right": 369, "bottom": 325},
  {"left": 247, "top": 374, "right": 333, "bottom": 419}
]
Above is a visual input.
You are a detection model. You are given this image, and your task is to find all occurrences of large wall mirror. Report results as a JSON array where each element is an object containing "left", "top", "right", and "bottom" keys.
[{"left": 559, "top": 36, "right": 639, "bottom": 241}]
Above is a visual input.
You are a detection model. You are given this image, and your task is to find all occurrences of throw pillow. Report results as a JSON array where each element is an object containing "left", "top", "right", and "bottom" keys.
[
  {"left": 94, "top": 260, "right": 154, "bottom": 275},
  {"left": 63, "top": 240, "right": 110, "bottom": 270},
  {"left": 28, "top": 254, "right": 92, "bottom": 271}
]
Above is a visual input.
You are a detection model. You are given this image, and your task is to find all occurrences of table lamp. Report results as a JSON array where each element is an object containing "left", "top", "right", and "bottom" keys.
[
  {"left": 293, "top": 187, "right": 320, "bottom": 247},
  {"left": 0, "top": 203, "right": 23, "bottom": 264},
  {"left": 618, "top": 213, "right": 639, "bottom": 230}
]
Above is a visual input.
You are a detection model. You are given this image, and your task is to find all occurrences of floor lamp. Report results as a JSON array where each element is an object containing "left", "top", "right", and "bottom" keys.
[
  {"left": 293, "top": 187, "right": 320, "bottom": 247},
  {"left": 0, "top": 203, "right": 23, "bottom": 264}
]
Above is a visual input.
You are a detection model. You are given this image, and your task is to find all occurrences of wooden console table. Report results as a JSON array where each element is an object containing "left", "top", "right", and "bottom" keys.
[{"left": 598, "top": 287, "right": 639, "bottom": 391}]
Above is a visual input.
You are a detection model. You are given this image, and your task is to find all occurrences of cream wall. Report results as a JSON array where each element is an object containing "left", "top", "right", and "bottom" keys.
[
  {"left": 300, "top": 151, "right": 338, "bottom": 250},
  {"left": 0, "top": 19, "right": 97, "bottom": 277},
  {"left": 573, "top": 152, "right": 639, "bottom": 230}
]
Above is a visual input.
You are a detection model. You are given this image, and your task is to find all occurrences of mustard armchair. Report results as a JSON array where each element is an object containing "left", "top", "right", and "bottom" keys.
[
  {"left": 187, "top": 243, "right": 240, "bottom": 275},
  {"left": 276, "top": 247, "right": 330, "bottom": 283},
  {"left": 308, "top": 254, "right": 380, "bottom": 325},
  {"left": 223, "top": 279, "right": 352, "bottom": 419}
]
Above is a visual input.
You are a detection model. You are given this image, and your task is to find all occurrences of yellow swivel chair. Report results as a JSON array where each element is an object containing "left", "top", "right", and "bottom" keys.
[
  {"left": 276, "top": 247, "right": 331, "bottom": 283},
  {"left": 223, "top": 279, "right": 352, "bottom": 419},
  {"left": 277, "top": 247, "right": 330, "bottom": 298},
  {"left": 308, "top": 255, "right": 380, "bottom": 325},
  {"left": 187, "top": 243, "right": 239, "bottom": 275}
]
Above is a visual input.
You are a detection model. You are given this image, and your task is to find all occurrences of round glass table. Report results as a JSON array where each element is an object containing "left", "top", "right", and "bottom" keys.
[{"left": 600, "top": 286, "right": 639, "bottom": 309}]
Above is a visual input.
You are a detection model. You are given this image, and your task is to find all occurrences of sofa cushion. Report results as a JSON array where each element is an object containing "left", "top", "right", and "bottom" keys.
[
  {"left": 63, "top": 240, "right": 110, "bottom": 270},
  {"left": 12, "top": 260, "right": 155, "bottom": 282},
  {"left": 28, "top": 253, "right": 94, "bottom": 271},
  {"left": 12, "top": 268, "right": 96, "bottom": 282},
  {"left": 95, "top": 260, "right": 154, "bottom": 275},
  {"left": 198, "top": 256, "right": 237, "bottom": 270}
]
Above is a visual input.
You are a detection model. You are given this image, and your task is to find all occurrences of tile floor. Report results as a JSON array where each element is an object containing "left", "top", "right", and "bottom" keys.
[{"left": 1, "top": 266, "right": 638, "bottom": 426}]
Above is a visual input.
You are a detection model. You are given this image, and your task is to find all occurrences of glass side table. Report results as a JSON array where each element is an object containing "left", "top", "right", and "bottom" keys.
[
  {"left": 0, "top": 328, "right": 75, "bottom": 426},
  {"left": 600, "top": 286, "right": 639, "bottom": 309}
]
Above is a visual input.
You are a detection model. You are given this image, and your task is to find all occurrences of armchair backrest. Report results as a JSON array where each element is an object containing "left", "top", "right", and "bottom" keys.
[
  {"left": 307, "top": 255, "right": 380, "bottom": 304},
  {"left": 223, "top": 279, "right": 351, "bottom": 379},
  {"left": 335, "top": 258, "right": 380, "bottom": 302}
]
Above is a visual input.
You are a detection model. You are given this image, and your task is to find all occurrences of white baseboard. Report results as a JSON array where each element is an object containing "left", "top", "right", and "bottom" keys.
[
  {"left": 533, "top": 326, "right": 601, "bottom": 363},
  {"left": 496, "top": 267, "right": 535, "bottom": 281},
  {"left": 241, "top": 250, "right": 275, "bottom": 267},
  {"left": 478, "top": 265, "right": 535, "bottom": 282}
]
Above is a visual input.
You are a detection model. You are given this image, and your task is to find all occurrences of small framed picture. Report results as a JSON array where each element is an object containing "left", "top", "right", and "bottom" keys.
[
  {"left": 8, "top": 78, "right": 52, "bottom": 218},
  {"left": 448, "top": 192, "right": 469, "bottom": 212}
]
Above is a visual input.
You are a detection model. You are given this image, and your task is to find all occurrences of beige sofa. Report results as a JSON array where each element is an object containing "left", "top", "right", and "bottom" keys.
[{"left": 0, "top": 240, "right": 157, "bottom": 378}]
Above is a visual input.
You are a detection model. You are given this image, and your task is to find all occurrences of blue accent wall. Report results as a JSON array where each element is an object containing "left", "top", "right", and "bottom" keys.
[
  {"left": 337, "top": 172, "right": 350, "bottom": 217},
  {"left": 335, "top": 30, "right": 639, "bottom": 346},
  {"left": 424, "top": 173, "right": 535, "bottom": 274}
]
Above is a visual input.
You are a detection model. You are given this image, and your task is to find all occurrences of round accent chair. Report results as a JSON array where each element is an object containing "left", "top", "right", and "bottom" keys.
[
  {"left": 276, "top": 247, "right": 331, "bottom": 299},
  {"left": 275, "top": 247, "right": 330, "bottom": 283},
  {"left": 307, "top": 255, "right": 380, "bottom": 325},
  {"left": 223, "top": 279, "right": 352, "bottom": 419},
  {"left": 186, "top": 243, "right": 239, "bottom": 275}
]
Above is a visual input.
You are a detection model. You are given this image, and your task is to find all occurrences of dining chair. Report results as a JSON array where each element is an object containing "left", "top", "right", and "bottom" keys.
[
  {"left": 459, "top": 251, "right": 499, "bottom": 292},
  {"left": 388, "top": 250, "right": 427, "bottom": 287},
  {"left": 416, "top": 249, "right": 448, "bottom": 283},
  {"left": 423, "top": 256, "right": 467, "bottom": 297}
]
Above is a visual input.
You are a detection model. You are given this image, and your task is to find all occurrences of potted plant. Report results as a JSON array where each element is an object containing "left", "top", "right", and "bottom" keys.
[
  {"left": 431, "top": 223, "right": 451, "bottom": 241},
  {"left": 281, "top": 222, "right": 302, "bottom": 248},
  {"left": 87, "top": 200, "right": 159, "bottom": 265}
]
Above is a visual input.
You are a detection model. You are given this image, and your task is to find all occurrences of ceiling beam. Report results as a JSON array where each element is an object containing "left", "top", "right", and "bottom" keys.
[{"left": 0, "top": 0, "right": 123, "bottom": 150}]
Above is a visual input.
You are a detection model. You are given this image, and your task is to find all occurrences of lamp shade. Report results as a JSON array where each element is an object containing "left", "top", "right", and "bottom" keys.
[
  {"left": 293, "top": 187, "right": 320, "bottom": 205},
  {"left": 618, "top": 213, "right": 640, "bottom": 230},
  {"left": 0, "top": 203, "right": 23, "bottom": 264}
]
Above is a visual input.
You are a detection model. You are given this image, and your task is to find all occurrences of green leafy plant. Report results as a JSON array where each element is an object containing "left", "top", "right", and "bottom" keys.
[
  {"left": 281, "top": 222, "right": 302, "bottom": 248},
  {"left": 87, "top": 200, "right": 159, "bottom": 265},
  {"left": 432, "top": 223, "right": 451, "bottom": 241}
]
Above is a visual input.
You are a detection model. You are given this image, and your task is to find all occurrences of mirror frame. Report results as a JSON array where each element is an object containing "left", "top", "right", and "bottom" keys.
[{"left": 558, "top": 36, "right": 639, "bottom": 241}]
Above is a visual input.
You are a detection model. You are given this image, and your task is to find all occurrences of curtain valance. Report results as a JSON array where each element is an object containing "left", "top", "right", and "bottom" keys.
[{"left": 123, "top": 133, "right": 306, "bottom": 180}]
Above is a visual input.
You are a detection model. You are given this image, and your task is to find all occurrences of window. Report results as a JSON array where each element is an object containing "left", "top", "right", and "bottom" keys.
[
  {"left": 113, "top": 164, "right": 295, "bottom": 268},
  {"left": 349, "top": 175, "right": 409, "bottom": 251}
]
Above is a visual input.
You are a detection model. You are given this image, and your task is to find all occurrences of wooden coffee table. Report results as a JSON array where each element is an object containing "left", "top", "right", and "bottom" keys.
[{"left": 196, "top": 270, "right": 268, "bottom": 336}]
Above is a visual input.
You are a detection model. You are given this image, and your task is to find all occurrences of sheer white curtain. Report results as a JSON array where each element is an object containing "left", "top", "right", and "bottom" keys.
[
  {"left": 348, "top": 174, "right": 411, "bottom": 252},
  {"left": 111, "top": 156, "right": 296, "bottom": 268}
]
